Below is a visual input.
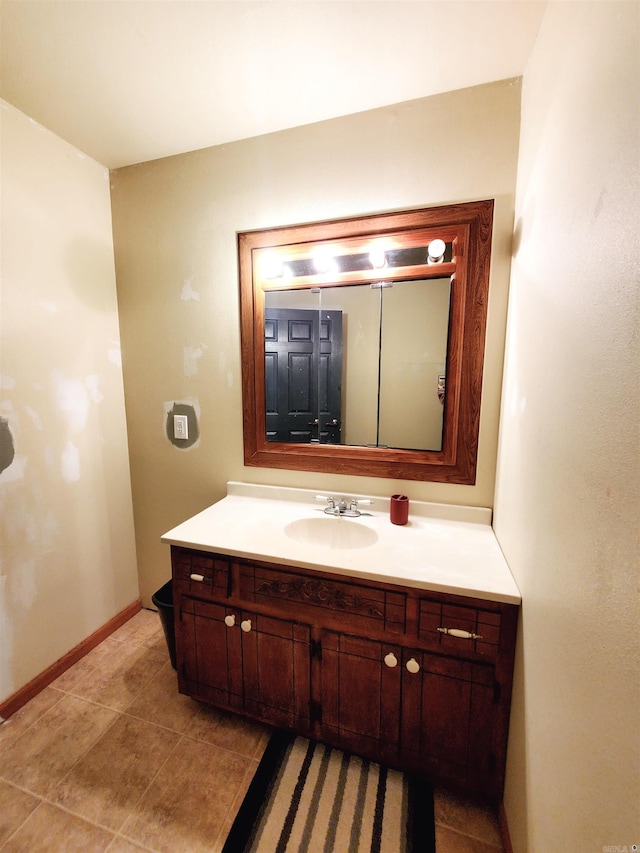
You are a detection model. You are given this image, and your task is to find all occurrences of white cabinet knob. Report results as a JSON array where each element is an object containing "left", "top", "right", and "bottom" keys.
[
  {"left": 384, "top": 652, "right": 398, "bottom": 668},
  {"left": 224, "top": 614, "right": 236, "bottom": 628},
  {"left": 189, "top": 573, "right": 205, "bottom": 582},
  {"left": 241, "top": 619, "right": 252, "bottom": 633},
  {"left": 406, "top": 657, "right": 420, "bottom": 674}
]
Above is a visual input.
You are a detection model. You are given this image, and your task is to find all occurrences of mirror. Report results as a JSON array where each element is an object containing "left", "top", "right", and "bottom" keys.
[
  {"left": 264, "top": 278, "right": 451, "bottom": 450},
  {"left": 238, "top": 200, "right": 494, "bottom": 484}
]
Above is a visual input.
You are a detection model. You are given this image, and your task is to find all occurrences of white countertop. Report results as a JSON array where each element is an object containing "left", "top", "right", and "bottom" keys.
[{"left": 161, "top": 482, "right": 521, "bottom": 605}]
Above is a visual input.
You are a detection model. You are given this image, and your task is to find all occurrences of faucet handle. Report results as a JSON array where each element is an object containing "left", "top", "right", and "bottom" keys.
[
  {"left": 345, "top": 498, "right": 373, "bottom": 516},
  {"left": 315, "top": 495, "right": 335, "bottom": 507}
]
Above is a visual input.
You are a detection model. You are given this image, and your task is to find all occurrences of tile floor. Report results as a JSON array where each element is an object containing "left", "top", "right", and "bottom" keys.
[{"left": 0, "top": 609, "right": 504, "bottom": 852}]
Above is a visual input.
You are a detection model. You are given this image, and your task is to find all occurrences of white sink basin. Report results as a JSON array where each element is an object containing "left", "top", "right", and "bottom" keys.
[{"left": 284, "top": 516, "right": 378, "bottom": 550}]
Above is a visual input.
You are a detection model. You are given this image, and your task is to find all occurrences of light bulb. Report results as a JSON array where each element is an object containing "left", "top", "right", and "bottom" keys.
[
  {"left": 313, "top": 246, "right": 335, "bottom": 274},
  {"left": 369, "top": 246, "right": 387, "bottom": 269},
  {"left": 427, "top": 239, "right": 446, "bottom": 264},
  {"left": 261, "top": 253, "right": 284, "bottom": 279}
]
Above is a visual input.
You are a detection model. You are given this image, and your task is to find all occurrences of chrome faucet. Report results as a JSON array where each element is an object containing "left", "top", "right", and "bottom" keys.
[{"left": 315, "top": 495, "right": 372, "bottom": 517}]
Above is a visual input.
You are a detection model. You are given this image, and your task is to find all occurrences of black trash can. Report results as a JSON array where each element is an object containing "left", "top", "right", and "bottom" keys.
[{"left": 151, "top": 580, "right": 177, "bottom": 670}]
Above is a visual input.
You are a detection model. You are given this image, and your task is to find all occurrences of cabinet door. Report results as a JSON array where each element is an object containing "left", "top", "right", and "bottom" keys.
[
  {"left": 399, "top": 649, "right": 497, "bottom": 793},
  {"left": 238, "top": 610, "right": 312, "bottom": 732},
  {"left": 177, "top": 597, "right": 242, "bottom": 710},
  {"left": 179, "top": 598, "right": 313, "bottom": 731},
  {"left": 320, "top": 631, "right": 401, "bottom": 764}
]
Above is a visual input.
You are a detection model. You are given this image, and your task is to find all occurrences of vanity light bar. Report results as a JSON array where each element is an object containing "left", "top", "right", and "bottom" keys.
[{"left": 264, "top": 242, "right": 452, "bottom": 282}]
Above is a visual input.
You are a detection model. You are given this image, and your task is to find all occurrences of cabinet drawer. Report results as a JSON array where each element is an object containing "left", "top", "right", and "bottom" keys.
[
  {"left": 418, "top": 598, "right": 502, "bottom": 659},
  {"left": 239, "top": 563, "right": 406, "bottom": 634},
  {"left": 172, "top": 548, "right": 229, "bottom": 599}
]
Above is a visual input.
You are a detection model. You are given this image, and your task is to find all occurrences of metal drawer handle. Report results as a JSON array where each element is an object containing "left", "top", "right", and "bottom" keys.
[
  {"left": 190, "top": 573, "right": 205, "bottom": 582},
  {"left": 224, "top": 614, "right": 236, "bottom": 628},
  {"left": 384, "top": 652, "right": 398, "bottom": 668},
  {"left": 437, "top": 627, "right": 483, "bottom": 640}
]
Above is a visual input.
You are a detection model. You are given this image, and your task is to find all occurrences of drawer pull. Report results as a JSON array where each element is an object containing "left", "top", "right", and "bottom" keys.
[
  {"left": 437, "top": 627, "right": 483, "bottom": 640},
  {"left": 384, "top": 652, "right": 398, "bottom": 668},
  {"left": 406, "top": 658, "right": 420, "bottom": 674},
  {"left": 224, "top": 614, "right": 236, "bottom": 628},
  {"left": 241, "top": 619, "right": 252, "bottom": 633},
  {"left": 190, "top": 573, "right": 205, "bottom": 582}
]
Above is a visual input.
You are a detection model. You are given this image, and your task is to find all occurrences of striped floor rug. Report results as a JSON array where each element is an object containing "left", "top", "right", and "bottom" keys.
[{"left": 222, "top": 730, "right": 435, "bottom": 853}]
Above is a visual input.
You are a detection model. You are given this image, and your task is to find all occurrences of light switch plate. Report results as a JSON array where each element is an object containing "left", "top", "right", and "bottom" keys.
[{"left": 173, "top": 414, "right": 189, "bottom": 440}]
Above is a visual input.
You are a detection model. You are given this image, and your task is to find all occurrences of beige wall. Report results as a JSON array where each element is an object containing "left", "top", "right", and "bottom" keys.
[
  {"left": 495, "top": 3, "right": 640, "bottom": 850},
  {"left": 0, "top": 101, "right": 139, "bottom": 704},
  {"left": 110, "top": 79, "right": 521, "bottom": 606}
]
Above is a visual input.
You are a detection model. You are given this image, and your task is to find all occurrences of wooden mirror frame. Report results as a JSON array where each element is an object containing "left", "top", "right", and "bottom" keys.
[{"left": 238, "top": 199, "right": 494, "bottom": 484}]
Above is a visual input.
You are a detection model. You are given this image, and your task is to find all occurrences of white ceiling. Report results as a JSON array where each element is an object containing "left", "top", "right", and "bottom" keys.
[{"left": 0, "top": 1, "right": 546, "bottom": 169}]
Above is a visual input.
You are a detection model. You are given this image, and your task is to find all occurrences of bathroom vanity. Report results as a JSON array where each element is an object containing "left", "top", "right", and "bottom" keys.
[{"left": 162, "top": 483, "right": 520, "bottom": 801}]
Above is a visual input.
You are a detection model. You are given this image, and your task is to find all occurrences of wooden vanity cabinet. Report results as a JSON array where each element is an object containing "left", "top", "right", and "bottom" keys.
[{"left": 171, "top": 546, "right": 519, "bottom": 801}]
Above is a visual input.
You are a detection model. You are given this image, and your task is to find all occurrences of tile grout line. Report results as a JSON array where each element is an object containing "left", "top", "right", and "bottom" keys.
[
  {"left": 51, "top": 688, "right": 185, "bottom": 841},
  {"left": 436, "top": 821, "right": 505, "bottom": 850},
  {"left": 0, "top": 709, "right": 127, "bottom": 843},
  {"left": 0, "top": 613, "right": 167, "bottom": 851},
  {"left": 0, "top": 781, "right": 141, "bottom": 853},
  {"left": 105, "top": 821, "right": 164, "bottom": 853},
  {"left": 210, "top": 759, "right": 263, "bottom": 853},
  {"left": 0, "top": 689, "right": 66, "bottom": 746},
  {"left": 117, "top": 662, "right": 273, "bottom": 761},
  {"left": 48, "top": 705, "right": 125, "bottom": 801},
  {"left": 103, "top": 729, "right": 198, "bottom": 848},
  {"left": 0, "top": 797, "right": 46, "bottom": 852},
  {"left": 0, "top": 725, "right": 170, "bottom": 853}
]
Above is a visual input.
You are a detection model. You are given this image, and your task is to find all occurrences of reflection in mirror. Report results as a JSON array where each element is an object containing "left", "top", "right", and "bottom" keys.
[
  {"left": 320, "top": 284, "right": 379, "bottom": 447},
  {"left": 239, "top": 200, "right": 494, "bottom": 484},
  {"left": 315, "top": 279, "right": 451, "bottom": 451},
  {"left": 264, "top": 289, "right": 322, "bottom": 443},
  {"left": 378, "top": 278, "right": 451, "bottom": 451},
  {"left": 264, "top": 277, "right": 451, "bottom": 451}
]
